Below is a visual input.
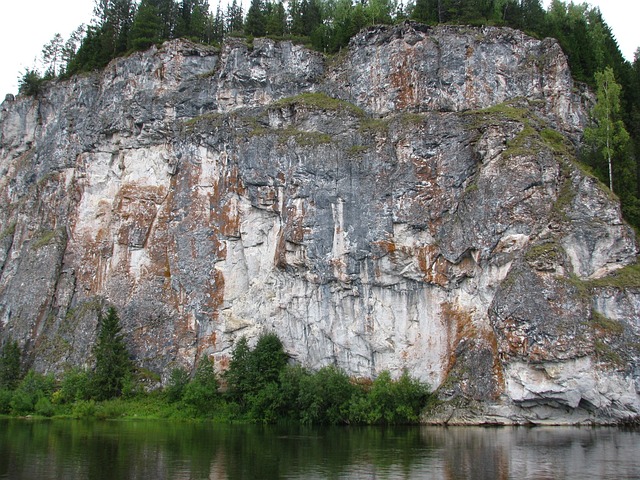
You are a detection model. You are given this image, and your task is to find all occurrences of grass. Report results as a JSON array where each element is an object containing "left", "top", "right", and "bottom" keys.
[
  {"left": 586, "top": 260, "right": 640, "bottom": 289},
  {"left": 273, "top": 92, "right": 365, "bottom": 118},
  {"left": 32, "top": 229, "right": 58, "bottom": 249},
  {"left": 0, "top": 222, "right": 16, "bottom": 240},
  {"left": 524, "top": 241, "right": 561, "bottom": 263},
  {"left": 589, "top": 311, "right": 625, "bottom": 335},
  {"left": 347, "top": 145, "right": 369, "bottom": 156}
]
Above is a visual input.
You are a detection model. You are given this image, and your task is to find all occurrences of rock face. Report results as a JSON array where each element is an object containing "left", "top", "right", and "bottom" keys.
[{"left": 0, "top": 22, "right": 638, "bottom": 424}]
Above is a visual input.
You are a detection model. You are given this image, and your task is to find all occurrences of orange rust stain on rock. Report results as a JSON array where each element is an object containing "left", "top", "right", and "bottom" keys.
[
  {"left": 389, "top": 47, "right": 419, "bottom": 110},
  {"left": 208, "top": 165, "right": 246, "bottom": 242},
  {"left": 218, "top": 354, "right": 230, "bottom": 370},
  {"left": 500, "top": 317, "right": 529, "bottom": 358},
  {"left": 441, "top": 302, "right": 504, "bottom": 398},
  {"left": 274, "top": 230, "right": 287, "bottom": 269},
  {"left": 206, "top": 269, "right": 225, "bottom": 322},
  {"left": 418, "top": 245, "right": 450, "bottom": 286},
  {"left": 441, "top": 301, "right": 476, "bottom": 386},
  {"left": 285, "top": 202, "right": 308, "bottom": 244}
]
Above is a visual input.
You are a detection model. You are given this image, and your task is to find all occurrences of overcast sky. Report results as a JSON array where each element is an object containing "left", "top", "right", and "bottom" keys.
[{"left": 0, "top": 0, "right": 638, "bottom": 98}]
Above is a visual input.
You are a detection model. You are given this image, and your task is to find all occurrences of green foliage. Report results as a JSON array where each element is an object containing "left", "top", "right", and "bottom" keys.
[
  {"left": 182, "top": 355, "right": 219, "bottom": 414},
  {"left": 129, "top": 0, "right": 163, "bottom": 51},
  {"left": 298, "top": 365, "right": 356, "bottom": 425},
  {"left": 224, "top": 332, "right": 287, "bottom": 417},
  {"left": 10, "top": 370, "right": 56, "bottom": 415},
  {"left": 585, "top": 258, "right": 640, "bottom": 289},
  {"left": 224, "top": 336, "right": 252, "bottom": 406},
  {"left": 34, "top": 396, "right": 55, "bottom": 417},
  {"left": 585, "top": 67, "right": 631, "bottom": 192},
  {"left": 0, "top": 389, "right": 13, "bottom": 414},
  {"left": 17, "top": 69, "right": 45, "bottom": 96},
  {"left": 72, "top": 399, "right": 97, "bottom": 418},
  {"left": 274, "top": 92, "right": 365, "bottom": 118},
  {"left": 92, "top": 306, "right": 133, "bottom": 400},
  {"left": 57, "top": 367, "right": 92, "bottom": 403},
  {"left": 0, "top": 340, "right": 22, "bottom": 390},
  {"left": 165, "top": 366, "right": 189, "bottom": 402}
]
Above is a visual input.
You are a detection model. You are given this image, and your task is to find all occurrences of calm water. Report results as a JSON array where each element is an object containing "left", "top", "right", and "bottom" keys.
[{"left": 0, "top": 419, "right": 639, "bottom": 479}]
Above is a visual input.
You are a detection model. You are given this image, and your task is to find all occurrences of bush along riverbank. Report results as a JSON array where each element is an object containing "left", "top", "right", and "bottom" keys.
[{"left": 0, "top": 309, "right": 431, "bottom": 424}]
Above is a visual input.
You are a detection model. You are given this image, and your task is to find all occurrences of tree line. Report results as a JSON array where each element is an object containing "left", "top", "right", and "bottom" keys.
[
  {"left": 0, "top": 307, "right": 431, "bottom": 424},
  {"left": 16, "top": 0, "right": 640, "bottom": 227}
]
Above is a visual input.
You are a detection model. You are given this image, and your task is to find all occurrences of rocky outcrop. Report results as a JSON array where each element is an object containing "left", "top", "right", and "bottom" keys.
[{"left": 0, "top": 22, "right": 638, "bottom": 424}]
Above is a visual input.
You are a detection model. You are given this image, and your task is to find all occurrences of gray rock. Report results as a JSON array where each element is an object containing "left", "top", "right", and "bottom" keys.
[{"left": 0, "top": 22, "right": 638, "bottom": 423}]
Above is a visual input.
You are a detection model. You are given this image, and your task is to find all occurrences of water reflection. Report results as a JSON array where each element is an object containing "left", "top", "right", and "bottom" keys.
[{"left": 0, "top": 420, "right": 638, "bottom": 479}]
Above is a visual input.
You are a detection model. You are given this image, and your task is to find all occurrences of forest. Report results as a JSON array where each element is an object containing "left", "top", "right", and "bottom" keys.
[{"left": 18, "top": 0, "right": 640, "bottom": 227}]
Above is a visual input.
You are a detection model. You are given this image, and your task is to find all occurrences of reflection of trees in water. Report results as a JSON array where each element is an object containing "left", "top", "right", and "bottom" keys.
[{"left": 1, "top": 421, "right": 638, "bottom": 479}]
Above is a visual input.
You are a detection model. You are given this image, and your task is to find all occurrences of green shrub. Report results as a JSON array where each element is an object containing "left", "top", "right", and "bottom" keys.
[
  {"left": 72, "top": 400, "right": 96, "bottom": 418},
  {"left": 298, "top": 365, "right": 356, "bottom": 425},
  {"left": 34, "top": 397, "right": 55, "bottom": 417},
  {"left": 183, "top": 356, "right": 219, "bottom": 415},
  {"left": 10, "top": 370, "right": 55, "bottom": 415},
  {"left": 0, "top": 389, "right": 12, "bottom": 414},
  {"left": 165, "top": 367, "right": 189, "bottom": 403},
  {"left": 95, "top": 399, "right": 127, "bottom": 419},
  {"left": 18, "top": 69, "right": 45, "bottom": 96},
  {"left": 58, "top": 367, "right": 92, "bottom": 403},
  {"left": 10, "top": 390, "right": 35, "bottom": 415},
  {"left": 349, "top": 370, "right": 430, "bottom": 424}
]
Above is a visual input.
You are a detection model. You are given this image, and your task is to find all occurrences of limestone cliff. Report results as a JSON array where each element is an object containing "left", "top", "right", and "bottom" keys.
[{"left": 0, "top": 22, "right": 638, "bottom": 424}]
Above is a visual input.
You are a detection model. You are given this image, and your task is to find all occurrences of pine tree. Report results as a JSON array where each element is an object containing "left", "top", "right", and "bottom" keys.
[
  {"left": 224, "top": 336, "right": 251, "bottom": 406},
  {"left": 61, "top": 25, "right": 86, "bottom": 75},
  {"left": 226, "top": 0, "right": 244, "bottom": 34},
  {"left": 0, "top": 340, "right": 21, "bottom": 390},
  {"left": 129, "top": 0, "right": 163, "bottom": 50},
  {"left": 265, "top": 1, "right": 287, "bottom": 37},
  {"left": 245, "top": 0, "right": 266, "bottom": 37},
  {"left": 92, "top": 306, "right": 132, "bottom": 400},
  {"left": 41, "top": 33, "right": 65, "bottom": 78}
]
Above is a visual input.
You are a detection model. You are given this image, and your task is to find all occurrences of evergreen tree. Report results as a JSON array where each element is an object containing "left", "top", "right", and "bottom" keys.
[
  {"left": 17, "top": 69, "right": 45, "bottom": 96},
  {"left": 410, "top": 0, "right": 438, "bottom": 23},
  {"left": 211, "top": 3, "right": 225, "bottom": 43},
  {"left": 61, "top": 25, "right": 86, "bottom": 75},
  {"left": 249, "top": 332, "right": 287, "bottom": 389},
  {"left": 301, "top": 0, "right": 322, "bottom": 37},
  {"left": 226, "top": 0, "right": 244, "bottom": 33},
  {"left": 129, "top": 0, "right": 164, "bottom": 50},
  {"left": 245, "top": 0, "right": 266, "bottom": 37},
  {"left": 224, "top": 336, "right": 252, "bottom": 406},
  {"left": 265, "top": 1, "right": 287, "bottom": 37},
  {"left": 92, "top": 306, "right": 132, "bottom": 400},
  {"left": 41, "top": 33, "right": 65, "bottom": 77},
  {"left": 289, "top": 0, "right": 305, "bottom": 36},
  {"left": 0, "top": 340, "right": 21, "bottom": 390}
]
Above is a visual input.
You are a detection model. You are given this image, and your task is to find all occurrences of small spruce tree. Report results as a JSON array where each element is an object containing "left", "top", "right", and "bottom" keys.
[
  {"left": 0, "top": 340, "right": 22, "bottom": 390},
  {"left": 92, "top": 306, "right": 132, "bottom": 400}
]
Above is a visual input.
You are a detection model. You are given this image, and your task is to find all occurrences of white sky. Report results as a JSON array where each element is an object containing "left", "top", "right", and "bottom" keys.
[{"left": 0, "top": 0, "right": 638, "bottom": 98}]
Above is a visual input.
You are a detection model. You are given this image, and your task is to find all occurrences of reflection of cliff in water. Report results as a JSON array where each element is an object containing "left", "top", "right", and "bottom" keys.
[{"left": 1, "top": 420, "right": 639, "bottom": 479}]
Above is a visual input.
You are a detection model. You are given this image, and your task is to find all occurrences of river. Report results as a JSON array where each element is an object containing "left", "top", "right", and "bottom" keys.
[{"left": 1, "top": 419, "right": 639, "bottom": 479}]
